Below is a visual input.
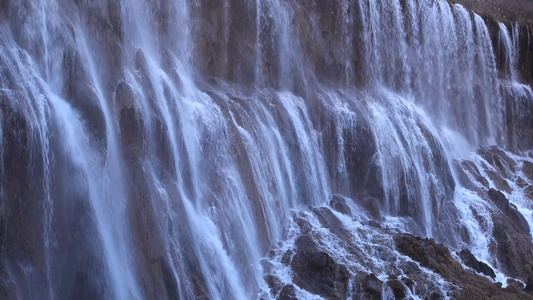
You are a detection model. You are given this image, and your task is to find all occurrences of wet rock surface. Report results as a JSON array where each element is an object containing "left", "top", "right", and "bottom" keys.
[
  {"left": 491, "top": 210, "right": 533, "bottom": 281},
  {"left": 457, "top": 249, "right": 496, "bottom": 279},
  {"left": 329, "top": 194, "right": 352, "bottom": 216},
  {"left": 290, "top": 235, "right": 349, "bottom": 299},
  {"left": 450, "top": 0, "right": 533, "bottom": 25},
  {"left": 277, "top": 285, "right": 298, "bottom": 300},
  {"left": 395, "top": 234, "right": 533, "bottom": 300},
  {"left": 263, "top": 205, "right": 452, "bottom": 299},
  {"left": 488, "top": 189, "right": 530, "bottom": 236},
  {"left": 357, "top": 272, "right": 383, "bottom": 299},
  {"left": 263, "top": 201, "right": 533, "bottom": 300}
]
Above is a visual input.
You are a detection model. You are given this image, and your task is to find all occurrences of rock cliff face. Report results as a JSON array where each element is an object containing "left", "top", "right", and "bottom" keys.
[
  {"left": 450, "top": 0, "right": 533, "bottom": 25},
  {"left": 0, "top": 0, "right": 533, "bottom": 299}
]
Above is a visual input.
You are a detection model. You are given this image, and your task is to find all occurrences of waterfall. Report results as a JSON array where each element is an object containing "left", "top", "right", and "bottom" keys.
[{"left": 1, "top": 0, "right": 533, "bottom": 299}]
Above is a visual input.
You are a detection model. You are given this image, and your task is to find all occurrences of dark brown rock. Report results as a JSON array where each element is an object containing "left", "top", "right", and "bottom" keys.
[
  {"left": 281, "top": 250, "right": 293, "bottom": 266},
  {"left": 395, "top": 233, "right": 533, "bottom": 300},
  {"left": 329, "top": 194, "right": 352, "bottom": 216},
  {"left": 478, "top": 147, "right": 517, "bottom": 176},
  {"left": 486, "top": 170, "right": 512, "bottom": 193},
  {"left": 488, "top": 189, "right": 530, "bottom": 235},
  {"left": 457, "top": 160, "right": 490, "bottom": 191},
  {"left": 290, "top": 235, "right": 350, "bottom": 299},
  {"left": 458, "top": 249, "right": 496, "bottom": 279},
  {"left": 399, "top": 261, "right": 420, "bottom": 275},
  {"left": 312, "top": 207, "right": 353, "bottom": 245},
  {"left": 386, "top": 279, "right": 406, "bottom": 299},
  {"left": 361, "top": 273, "right": 383, "bottom": 298},
  {"left": 428, "top": 290, "right": 445, "bottom": 300},
  {"left": 278, "top": 284, "right": 298, "bottom": 300},
  {"left": 492, "top": 212, "right": 533, "bottom": 281},
  {"left": 507, "top": 279, "right": 525, "bottom": 294},
  {"left": 353, "top": 272, "right": 382, "bottom": 300},
  {"left": 401, "top": 278, "right": 415, "bottom": 293},
  {"left": 525, "top": 277, "right": 533, "bottom": 293},
  {"left": 266, "top": 275, "right": 283, "bottom": 296}
]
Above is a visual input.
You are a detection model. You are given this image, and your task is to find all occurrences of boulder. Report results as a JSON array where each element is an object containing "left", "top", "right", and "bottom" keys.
[
  {"left": 290, "top": 235, "right": 350, "bottom": 299},
  {"left": 488, "top": 188, "right": 511, "bottom": 211},
  {"left": 361, "top": 273, "right": 383, "bottom": 298},
  {"left": 353, "top": 272, "right": 383, "bottom": 300},
  {"left": 395, "top": 234, "right": 463, "bottom": 280},
  {"left": 399, "top": 261, "right": 420, "bottom": 275},
  {"left": 401, "top": 278, "right": 415, "bottom": 293},
  {"left": 278, "top": 285, "right": 298, "bottom": 300},
  {"left": 386, "top": 279, "right": 406, "bottom": 299},
  {"left": 329, "top": 194, "right": 352, "bottom": 216},
  {"left": 456, "top": 160, "right": 490, "bottom": 191},
  {"left": 492, "top": 210, "right": 533, "bottom": 281},
  {"left": 265, "top": 275, "right": 282, "bottom": 296},
  {"left": 458, "top": 249, "right": 496, "bottom": 279},
  {"left": 428, "top": 290, "right": 445, "bottom": 300},
  {"left": 486, "top": 170, "right": 512, "bottom": 193},
  {"left": 488, "top": 189, "right": 530, "bottom": 235}
]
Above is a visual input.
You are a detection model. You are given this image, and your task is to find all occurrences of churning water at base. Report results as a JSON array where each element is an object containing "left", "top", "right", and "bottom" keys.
[{"left": 0, "top": 0, "right": 532, "bottom": 299}]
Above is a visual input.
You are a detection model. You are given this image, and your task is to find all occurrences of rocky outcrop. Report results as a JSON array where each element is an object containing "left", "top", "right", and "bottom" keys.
[
  {"left": 483, "top": 188, "right": 533, "bottom": 281},
  {"left": 457, "top": 249, "right": 496, "bottom": 279},
  {"left": 449, "top": 0, "right": 533, "bottom": 26},
  {"left": 451, "top": 147, "right": 533, "bottom": 286},
  {"left": 289, "top": 235, "right": 350, "bottom": 299},
  {"left": 329, "top": 194, "right": 352, "bottom": 216},
  {"left": 278, "top": 285, "right": 298, "bottom": 300},
  {"left": 354, "top": 272, "right": 383, "bottom": 300},
  {"left": 264, "top": 202, "right": 533, "bottom": 300},
  {"left": 395, "top": 234, "right": 533, "bottom": 300},
  {"left": 488, "top": 189, "right": 530, "bottom": 235}
]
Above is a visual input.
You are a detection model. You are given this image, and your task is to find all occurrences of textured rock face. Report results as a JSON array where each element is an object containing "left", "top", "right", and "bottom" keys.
[
  {"left": 455, "top": 148, "right": 533, "bottom": 284},
  {"left": 290, "top": 235, "right": 350, "bottom": 299},
  {"left": 450, "top": 0, "right": 533, "bottom": 24},
  {"left": 395, "top": 234, "right": 533, "bottom": 300},
  {"left": 262, "top": 205, "right": 533, "bottom": 299},
  {"left": 357, "top": 272, "right": 383, "bottom": 299},
  {"left": 488, "top": 189, "right": 530, "bottom": 236},
  {"left": 458, "top": 249, "right": 496, "bottom": 279}
]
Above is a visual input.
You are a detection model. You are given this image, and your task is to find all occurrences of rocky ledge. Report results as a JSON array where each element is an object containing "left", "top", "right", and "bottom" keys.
[
  {"left": 449, "top": 0, "right": 533, "bottom": 25},
  {"left": 396, "top": 234, "right": 533, "bottom": 300},
  {"left": 261, "top": 192, "right": 533, "bottom": 300}
]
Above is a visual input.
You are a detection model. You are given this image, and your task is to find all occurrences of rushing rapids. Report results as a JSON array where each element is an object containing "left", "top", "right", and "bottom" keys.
[{"left": 1, "top": 0, "right": 533, "bottom": 299}]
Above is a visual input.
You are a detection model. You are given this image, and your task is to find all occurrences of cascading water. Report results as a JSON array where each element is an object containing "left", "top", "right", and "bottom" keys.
[{"left": 1, "top": 0, "right": 533, "bottom": 299}]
